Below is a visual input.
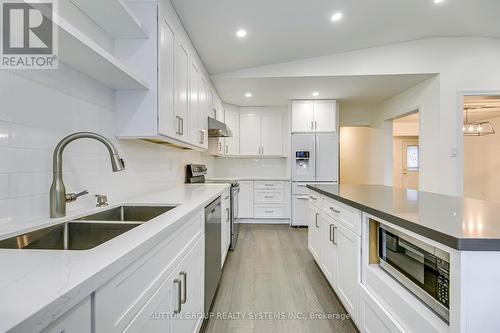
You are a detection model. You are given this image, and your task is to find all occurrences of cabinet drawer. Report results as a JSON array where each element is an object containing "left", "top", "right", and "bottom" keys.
[
  {"left": 254, "top": 189, "right": 285, "bottom": 204},
  {"left": 254, "top": 205, "right": 285, "bottom": 218},
  {"left": 309, "top": 190, "right": 320, "bottom": 207},
  {"left": 94, "top": 210, "right": 203, "bottom": 333},
  {"left": 321, "top": 195, "right": 361, "bottom": 235},
  {"left": 42, "top": 297, "right": 91, "bottom": 333},
  {"left": 254, "top": 181, "right": 285, "bottom": 190},
  {"left": 292, "top": 183, "right": 310, "bottom": 195}
]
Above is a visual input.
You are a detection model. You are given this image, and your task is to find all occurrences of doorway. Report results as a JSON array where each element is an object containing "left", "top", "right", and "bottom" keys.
[
  {"left": 392, "top": 112, "right": 419, "bottom": 190},
  {"left": 463, "top": 95, "right": 500, "bottom": 202}
]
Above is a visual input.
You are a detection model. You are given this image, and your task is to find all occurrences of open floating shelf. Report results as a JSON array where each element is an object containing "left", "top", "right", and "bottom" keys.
[
  {"left": 70, "top": 0, "right": 149, "bottom": 39},
  {"left": 57, "top": 16, "right": 150, "bottom": 90}
]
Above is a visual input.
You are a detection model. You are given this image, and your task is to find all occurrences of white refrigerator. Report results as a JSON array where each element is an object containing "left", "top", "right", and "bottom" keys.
[{"left": 291, "top": 133, "right": 339, "bottom": 226}]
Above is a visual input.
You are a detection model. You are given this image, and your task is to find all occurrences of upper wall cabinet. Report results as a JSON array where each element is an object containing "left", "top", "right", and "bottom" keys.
[
  {"left": 291, "top": 100, "right": 338, "bottom": 133},
  {"left": 240, "top": 109, "right": 284, "bottom": 156},
  {"left": 114, "top": 1, "right": 220, "bottom": 150},
  {"left": 224, "top": 105, "right": 240, "bottom": 156}
]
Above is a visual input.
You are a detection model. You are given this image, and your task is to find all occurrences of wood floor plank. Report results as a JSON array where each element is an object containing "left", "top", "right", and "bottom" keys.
[{"left": 202, "top": 224, "right": 358, "bottom": 333}]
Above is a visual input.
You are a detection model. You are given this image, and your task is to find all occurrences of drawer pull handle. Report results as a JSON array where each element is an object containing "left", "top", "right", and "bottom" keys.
[
  {"left": 264, "top": 195, "right": 274, "bottom": 199},
  {"left": 329, "top": 207, "right": 340, "bottom": 213},
  {"left": 264, "top": 184, "right": 274, "bottom": 187},
  {"left": 309, "top": 196, "right": 317, "bottom": 201},
  {"left": 180, "top": 271, "right": 187, "bottom": 304},
  {"left": 173, "top": 278, "right": 182, "bottom": 313},
  {"left": 265, "top": 210, "right": 274, "bottom": 213}
]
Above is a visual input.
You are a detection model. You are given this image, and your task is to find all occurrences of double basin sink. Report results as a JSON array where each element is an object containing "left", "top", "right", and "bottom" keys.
[{"left": 0, "top": 205, "right": 175, "bottom": 251}]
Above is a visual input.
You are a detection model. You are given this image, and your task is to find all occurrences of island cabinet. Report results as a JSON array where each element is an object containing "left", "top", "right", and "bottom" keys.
[
  {"left": 308, "top": 190, "right": 361, "bottom": 325},
  {"left": 94, "top": 210, "right": 204, "bottom": 333},
  {"left": 41, "top": 297, "right": 91, "bottom": 333},
  {"left": 115, "top": 1, "right": 215, "bottom": 150},
  {"left": 221, "top": 188, "right": 231, "bottom": 267}
]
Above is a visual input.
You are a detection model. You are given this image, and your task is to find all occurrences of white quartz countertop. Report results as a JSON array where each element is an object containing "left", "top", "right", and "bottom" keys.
[
  {"left": 206, "top": 176, "right": 291, "bottom": 181},
  {"left": 0, "top": 184, "right": 229, "bottom": 333}
]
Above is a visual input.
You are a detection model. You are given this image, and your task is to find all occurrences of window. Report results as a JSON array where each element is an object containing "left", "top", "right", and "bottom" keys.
[{"left": 406, "top": 145, "right": 419, "bottom": 171}]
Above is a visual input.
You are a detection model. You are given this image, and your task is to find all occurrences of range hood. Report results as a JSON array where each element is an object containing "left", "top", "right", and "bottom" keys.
[{"left": 208, "top": 117, "right": 232, "bottom": 137}]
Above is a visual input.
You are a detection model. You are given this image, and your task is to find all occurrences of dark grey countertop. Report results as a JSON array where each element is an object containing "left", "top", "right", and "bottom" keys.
[{"left": 307, "top": 184, "right": 500, "bottom": 251}]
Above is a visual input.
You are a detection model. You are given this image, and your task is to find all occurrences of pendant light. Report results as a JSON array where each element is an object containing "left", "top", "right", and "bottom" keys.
[{"left": 463, "top": 108, "right": 495, "bottom": 136}]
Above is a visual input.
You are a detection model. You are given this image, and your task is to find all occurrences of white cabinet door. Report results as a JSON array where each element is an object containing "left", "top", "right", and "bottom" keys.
[
  {"left": 189, "top": 61, "right": 200, "bottom": 146},
  {"left": 261, "top": 111, "right": 283, "bottom": 156},
  {"left": 292, "top": 195, "right": 310, "bottom": 226},
  {"left": 320, "top": 214, "right": 337, "bottom": 286},
  {"left": 314, "top": 100, "right": 336, "bottom": 132},
  {"left": 238, "top": 181, "right": 254, "bottom": 218},
  {"left": 292, "top": 100, "right": 314, "bottom": 132},
  {"left": 42, "top": 297, "right": 91, "bottom": 333},
  {"left": 239, "top": 111, "right": 261, "bottom": 155},
  {"left": 158, "top": 18, "right": 175, "bottom": 137},
  {"left": 221, "top": 189, "right": 231, "bottom": 266},
  {"left": 224, "top": 106, "right": 240, "bottom": 155},
  {"left": 308, "top": 204, "right": 321, "bottom": 261},
  {"left": 336, "top": 223, "right": 360, "bottom": 323},
  {"left": 198, "top": 77, "right": 208, "bottom": 148},
  {"left": 171, "top": 237, "right": 204, "bottom": 333},
  {"left": 174, "top": 39, "right": 189, "bottom": 139}
]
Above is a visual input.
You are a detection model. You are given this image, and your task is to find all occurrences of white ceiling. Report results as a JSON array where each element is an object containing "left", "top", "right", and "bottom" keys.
[
  {"left": 171, "top": 0, "right": 500, "bottom": 74},
  {"left": 212, "top": 74, "right": 434, "bottom": 108},
  {"left": 464, "top": 95, "right": 500, "bottom": 121}
]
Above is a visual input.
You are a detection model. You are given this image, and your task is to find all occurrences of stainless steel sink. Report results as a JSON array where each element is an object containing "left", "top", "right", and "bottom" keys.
[
  {"left": 74, "top": 205, "right": 175, "bottom": 222},
  {"left": 0, "top": 222, "right": 141, "bottom": 250},
  {"left": 0, "top": 205, "right": 175, "bottom": 250}
]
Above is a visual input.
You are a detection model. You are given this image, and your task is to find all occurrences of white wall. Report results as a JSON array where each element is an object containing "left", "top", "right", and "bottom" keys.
[
  {"left": 0, "top": 65, "right": 212, "bottom": 228},
  {"left": 464, "top": 116, "right": 500, "bottom": 202},
  {"left": 340, "top": 127, "right": 378, "bottom": 184},
  {"left": 214, "top": 37, "right": 500, "bottom": 196}
]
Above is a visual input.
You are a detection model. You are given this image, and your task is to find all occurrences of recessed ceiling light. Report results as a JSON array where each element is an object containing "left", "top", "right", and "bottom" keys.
[
  {"left": 245, "top": 92, "right": 252, "bottom": 98},
  {"left": 312, "top": 92, "right": 320, "bottom": 97},
  {"left": 330, "top": 12, "right": 343, "bottom": 22},
  {"left": 236, "top": 29, "right": 247, "bottom": 38},
  {"left": 434, "top": 0, "right": 445, "bottom": 3}
]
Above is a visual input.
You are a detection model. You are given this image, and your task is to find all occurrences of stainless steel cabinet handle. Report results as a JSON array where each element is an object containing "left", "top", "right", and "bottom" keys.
[
  {"left": 329, "top": 207, "right": 341, "bottom": 214},
  {"left": 176, "top": 116, "right": 181, "bottom": 135},
  {"left": 264, "top": 195, "right": 274, "bottom": 199},
  {"left": 332, "top": 226, "right": 337, "bottom": 245},
  {"left": 173, "top": 278, "right": 182, "bottom": 313},
  {"left": 180, "top": 117, "right": 184, "bottom": 135},
  {"left": 329, "top": 224, "right": 334, "bottom": 242},
  {"left": 218, "top": 141, "right": 222, "bottom": 151},
  {"left": 298, "top": 184, "right": 306, "bottom": 187},
  {"left": 261, "top": 146, "right": 264, "bottom": 155},
  {"left": 309, "top": 196, "right": 317, "bottom": 201},
  {"left": 180, "top": 272, "right": 187, "bottom": 304},
  {"left": 264, "top": 184, "right": 274, "bottom": 187},
  {"left": 265, "top": 210, "right": 274, "bottom": 213},
  {"left": 311, "top": 121, "right": 314, "bottom": 130},
  {"left": 226, "top": 207, "right": 230, "bottom": 222},
  {"left": 199, "top": 130, "right": 205, "bottom": 144},
  {"left": 315, "top": 121, "right": 317, "bottom": 130},
  {"left": 315, "top": 213, "right": 319, "bottom": 228},
  {"left": 225, "top": 145, "right": 228, "bottom": 154},
  {"left": 297, "top": 196, "right": 309, "bottom": 200}
]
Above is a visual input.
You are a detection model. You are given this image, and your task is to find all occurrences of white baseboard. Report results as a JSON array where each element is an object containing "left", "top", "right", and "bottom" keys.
[{"left": 239, "top": 218, "right": 290, "bottom": 225}]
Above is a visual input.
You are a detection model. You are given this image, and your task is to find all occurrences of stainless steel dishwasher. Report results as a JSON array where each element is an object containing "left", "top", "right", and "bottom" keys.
[{"left": 205, "top": 196, "right": 222, "bottom": 313}]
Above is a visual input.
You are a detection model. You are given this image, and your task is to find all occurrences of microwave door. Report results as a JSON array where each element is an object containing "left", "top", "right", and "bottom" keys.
[
  {"left": 315, "top": 133, "right": 339, "bottom": 182},
  {"left": 292, "top": 134, "right": 316, "bottom": 181}
]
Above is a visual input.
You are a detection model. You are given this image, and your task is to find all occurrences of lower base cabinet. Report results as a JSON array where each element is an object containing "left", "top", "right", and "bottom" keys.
[
  {"left": 358, "top": 286, "right": 405, "bottom": 333},
  {"left": 308, "top": 193, "right": 361, "bottom": 326},
  {"left": 41, "top": 297, "right": 91, "bottom": 333}
]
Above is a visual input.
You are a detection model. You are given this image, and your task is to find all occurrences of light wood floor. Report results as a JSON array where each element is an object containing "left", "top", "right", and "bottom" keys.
[{"left": 202, "top": 224, "right": 358, "bottom": 333}]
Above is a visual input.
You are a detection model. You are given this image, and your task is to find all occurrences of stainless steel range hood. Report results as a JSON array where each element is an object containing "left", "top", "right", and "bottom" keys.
[{"left": 208, "top": 117, "right": 232, "bottom": 137}]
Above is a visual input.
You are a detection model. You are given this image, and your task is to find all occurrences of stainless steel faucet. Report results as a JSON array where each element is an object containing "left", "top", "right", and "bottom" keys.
[{"left": 50, "top": 132, "right": 125, "bottom": 218}]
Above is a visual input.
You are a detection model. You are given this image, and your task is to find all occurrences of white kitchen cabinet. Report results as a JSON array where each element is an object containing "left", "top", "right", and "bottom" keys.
[
  {"left": 335, "top": 222, "right": 360, "bottom": 324},
  {"left": 308, "top": 204, "right": 321, "bottom": 261},
  {"left": 189, "top": 61, "right": 200, "bottom": 145},
  {"left": 320, "top": 214, "right": 337, "bottom": 287},
  {"left": 261, "top": 111, "right": 284, "bottom": 156},
  {"left": 174, "top": 38, "right": 189, "bottom": 139},
  {"left": 224, "top": 105, "right": 240, "bottom": 156},
  {"left": 238, "top": 181, "right": 254, "bottom": 218},
  {"left": 208, "top": 137, "right": 225, "bottom": 156},
  {"left": 197, "top": 77, "right": 209, "bottom": 148},
  {"left": 41, "top": 297, "right": 91, "bottom": 333},
  {"left": 239, "top": 109, "right": 283, "bottom": 156},
  {"left": 291, "top": 100, "right": 337, "bottom": 133},
  {"left": 158, "top": 17, "right": 175, "bottom": 138},
  {"left": 171, "top": 237, "right": 204, "bottom": 333},
  {"left": 221, "top": 189, "right": 231, "bottom": 266},
  {"left": 358, "top": 286, "right": 405, "bottom": 333}
]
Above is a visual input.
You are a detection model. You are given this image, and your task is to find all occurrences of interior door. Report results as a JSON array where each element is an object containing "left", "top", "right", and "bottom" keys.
[
  {"left": 239, "top": 110, "right": 261, "bottom": 155},
  {"left": 158, "top": 18, "right": 175, "bottom": 137},
  {"left": 292, "top": 101, "right": 314, "bottom": 132},
  {"left": 401, "top": 140, "right": 419, "bottom": 190},
  {"left": 314, "top": 100, "right": 336, "bottom": 132},
  {"left": 291, "top": 134, "right": 316, "bottom": 181},
  {"left": 261, "top": 111, "right": 283, "bottom": 155},
  {"left": 316, "top": 133, "right": 339, "bottom": 182}
]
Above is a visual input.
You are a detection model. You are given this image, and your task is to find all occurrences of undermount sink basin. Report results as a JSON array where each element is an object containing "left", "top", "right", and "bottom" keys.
[
  {"left": 0, "top": 222, "right": 141, "bottom": 250},
  {"left": 0, "top": 205, "right": 176, "bottom": 250},
  {"left": 74, "top": 205, "right": 175, "bottom": 222}
]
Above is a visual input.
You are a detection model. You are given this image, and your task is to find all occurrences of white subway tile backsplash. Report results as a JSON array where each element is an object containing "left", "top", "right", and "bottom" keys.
[{"left": 0, "top": 64, "right": 212, "bottom": 224}]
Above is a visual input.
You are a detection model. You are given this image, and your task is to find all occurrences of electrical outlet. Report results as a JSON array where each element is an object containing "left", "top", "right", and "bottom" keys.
[{"left": 450, "top": 148, "right": 458, "bottom": 158}]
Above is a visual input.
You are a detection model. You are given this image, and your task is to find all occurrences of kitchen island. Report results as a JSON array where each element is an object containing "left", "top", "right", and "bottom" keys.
[{"left": 307, "top": 184, "right": 500, "bottom": 333}]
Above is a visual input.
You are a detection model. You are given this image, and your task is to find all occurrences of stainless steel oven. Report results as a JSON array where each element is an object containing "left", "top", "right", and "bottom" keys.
[{"left": 378, "top": 225, "right": 450, "bottom": 322}]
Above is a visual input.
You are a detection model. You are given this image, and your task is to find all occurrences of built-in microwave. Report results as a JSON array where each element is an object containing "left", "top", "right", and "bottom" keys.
[{"left": 378, "top": 225, "right": 450, "bottom": 323}]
